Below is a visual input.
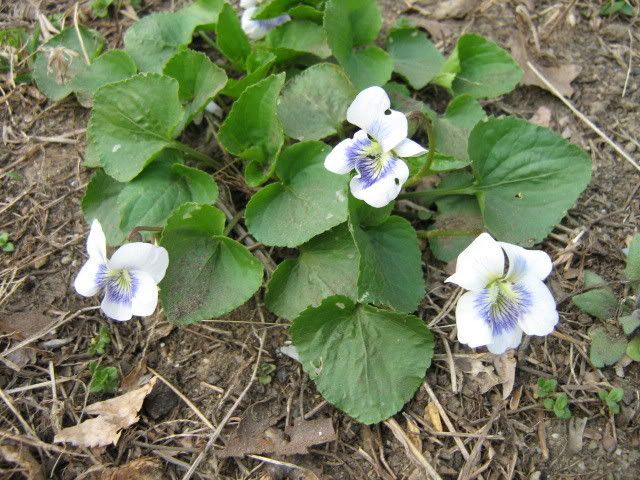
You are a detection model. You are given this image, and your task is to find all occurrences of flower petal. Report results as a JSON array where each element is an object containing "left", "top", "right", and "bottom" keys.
[
  {"left": 86, "top": 219, "right": 107, "bottom": 262},
  {"left": 499, "top": 242, "right": 553, "bottom": 282},
  {"left": 350, "top": 157, "right": 409, "bottom": 208},
  {"left": 205, "top": 101, "right": 223, "bottom": 118},
  {"left": 516, "top": 276, "right": 559, "bottom": 336},
  {"left": 101, "top": 294, "right": 133, "bottom": 322},
  {"left": 487, "top": 326, "right": 523, "bottom": 354},
  {"left": 393, "top": 138, "right": 427, "bottom": 158},
  {"left": 110, "top": 243, "right": 169, "bottom": 284},
  {"left": 130, "top": 270, "right": 159, "bottom": 317},
  {"left": 240, "top": 0, "right": 257, "bottom": 7},
  {"left": 241, "top": 7, "right": 270, "bottom": 40},
  {"left": 454, "top": 290, "right": 494, "bottom": 348},
  {"left": 324, "top": 138, "right": 356, "bottom": 174},
  {"left": 446, "top": 233, "right": 505, "bottom": 291},
  {"left": 346, "top": 86, "right": 390, "bottom": 130},
  {"left": 367, "top": 110, "right": 408, "bottom": 152},
  {"left": 74, "top": 259, "right": 106, "bottom": 297}
]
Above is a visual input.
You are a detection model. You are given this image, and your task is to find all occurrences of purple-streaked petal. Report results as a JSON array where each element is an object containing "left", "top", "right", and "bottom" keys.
[
  {"left": 74, "top": 259, "right": 106, "bottom": 297},
  {"left": 130, "top": 270, "right": 158, "bottom": 317},
  {"left": 499, "top": 242, "right": 553, "bottom": 282},
  {"left": 324, "top": 138, "right": 356, "bottom": 174},
  {"left": 241, "top": 7, "right": 290, "bottom": 40},
  {"left": 109, "top": 243, "right": 169, "bottom": 284},
  {"left": 516, "top": 276, "right": 558, "bottom": 336},
  {"left": 366, "top": 110, "right": 408, "bottom": 152},
  {"left": 454, "top": 290, "right": 494, "bottom": 348},
  {"left": 87, "top": 219, "right": 107, "bottom": 262},
  {"left": 394, "top": 138, "right": 427, "bottom": 158},
  {"left": 346, "top": 86, "right": 390, "bottom": 130},
  {"left": 350, "top": 157, "right": 409, "bottom": 208},
  {"left": 446, "top": 233, "right": 505, "bottom": 291},
  {"left": 101, "top": 294, "right": 133, "bottom": 321}
]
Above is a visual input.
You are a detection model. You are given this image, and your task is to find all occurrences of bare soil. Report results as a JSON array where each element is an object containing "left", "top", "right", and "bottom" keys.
[{"left": 1, "top": 1, "right": 639, "bottom": 479}]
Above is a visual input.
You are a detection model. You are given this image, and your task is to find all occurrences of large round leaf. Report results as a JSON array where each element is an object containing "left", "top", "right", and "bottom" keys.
[
  {"left": 277, "top": 63, "right": 355, "bottom": 141},
  {"left": 86, "top": 73, "right": 185, "bottom": 181},
  {"left": 160, "top": 203, "right": 263, "bottom": 325},
  {"left": 290, "top": 296, "right": 434, "bottom": 424},
  {"left": 470, "top": 117, "right": 591, "bottom": 245},
  {"left": 245, "top": 141, "right": 349, "bottom": 247},
  {"left": 386, "top": 26, "right": 445, "bottom": 89},
  {"left": 265, "top": 224, "right": 358, "bottom": 320},
  {"left": 266, "top": 20, "right": 331, "bottom": 62}
]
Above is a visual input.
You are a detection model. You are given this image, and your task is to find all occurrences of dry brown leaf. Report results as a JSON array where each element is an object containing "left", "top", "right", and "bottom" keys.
[
  {"left": 529, "top": 106, "right": 553, "bottom": 128},
  {"left": 423, "top": 401, "right": 443, "bottom": 433},
  {"left": 431, "top": 0, "right": 481, "bottom": 19},
  {"left": 0, "top": 445, "right": 44, "bottom": 480},
  {"left": 509, "top": 37, "right": 581, "bottom": 96},
  {"left": 99, "top": 457, "right": 164, "bottom": 480},
  {"left": 405, "top": 417, "right": 422, "bottom": 452},
  {"left": 493, "top": 350, "right": 517, "bottom": 400},
  {"left": 457, "top": 357, "right": 501, "bottom": 394},
  {"left": 54, "top": 378, "right": 156, "bottom": 448},
  {"left": 0, "top": 311, "right": 53, "bottom": 339},
  {"left": 119, "top": 359, "right": 148, "bottom": 392}
]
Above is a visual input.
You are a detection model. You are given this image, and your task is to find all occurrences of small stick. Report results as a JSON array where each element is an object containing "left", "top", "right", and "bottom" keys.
[
  {"left": 622, "top": 29, "right": 632, "bottom": 98},
  {"left": 0, "top": 386, "right": 38, "bottom": 438},
  {"left": 384, "top": 418, "right": 443, "bottom": 480},
  {"left": 526, "top": 60, "right": 640, "bottom": 173},
  {"left": 73, "top": 3, "right": 91, "bottom": 64}
]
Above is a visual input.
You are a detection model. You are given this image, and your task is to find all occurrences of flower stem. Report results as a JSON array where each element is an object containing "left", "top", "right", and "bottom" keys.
[
  {"left": 170, "top": 141, "right": 219, "bottom": 167},
  {"left": 416, "top": 228, "right": 482, "bottom": 239},
  {"left": 404, "top": 112, "right": 435, "bottom": 188}
]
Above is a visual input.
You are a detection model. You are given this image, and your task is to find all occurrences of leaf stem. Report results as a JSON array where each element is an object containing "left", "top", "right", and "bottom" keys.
[
  {"left": 404, "top": 112, "right": 436, "bottom": 188},
  {"left": 416, "top": 228, "right": 481, "bottom": 239},
  {"left": 170, "top": 141, "right": 219, "bottom": 166}
]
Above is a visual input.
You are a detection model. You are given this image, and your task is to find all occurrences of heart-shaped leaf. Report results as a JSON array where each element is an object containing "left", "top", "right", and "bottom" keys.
[
  {"left": 245, "top": 141, "right": 349, "bottom": 247},
  {"left": 215, "top": 3, "right": 251, "bottom": 70},
  {"left": 221, "top": 48, "right": 277, "bottom": 98},
  {"left": 386, "top": 26, "right": 445, "bottom": 89},
  {"left": 86, "top": 73, "right": 185, "bottom": 181},
  {"left": 71, "top": 50, "right": 137, "bottom": 107},
  {"left": 624, "top": 234, "right": 640, "bottom": 286},
  {"left": 277, "top": 63, "right": 355, "bottom": 141},
  {"left": 469, "top": 117, "right": 591, "bottom": 245},
  {"left": 218, "top": 73, "right": 286, "bottom": 186},
  {"left": 33, "top": 26, "right": 105, "bottom": 100},
  {"left": 265, "top": 224, "right": 358, "bottom": 320},
  {"left": 265, "top": 20, "right": 331, "bottom": 62},
  {"left": 432, "top": 94, "right": 485, "bottom": 162},
  {"left": 163, "top": 49, "right": 228, "bottom": 127},
  {"left": 290, "top": 296, "right": 434, "bottom": 424},
  {"left": 160, "top": 203, "right": 263, "bottom": 324},
  {"left": 82, "top": 170, "right": 127, "bottom": 246},
  {"left": 572, "top": 271, "right": 618, "bottom": 320},
  {"left": 589, "top": 326, "right": 627, "bottom": 368}
]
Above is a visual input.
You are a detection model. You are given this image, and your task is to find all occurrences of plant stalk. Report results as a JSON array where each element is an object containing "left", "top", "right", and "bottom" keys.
[{"left": 171, "top": 141, "right": 219, "bottom": 166}]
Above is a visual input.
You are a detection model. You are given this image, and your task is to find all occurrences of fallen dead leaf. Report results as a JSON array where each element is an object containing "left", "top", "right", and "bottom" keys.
[
  {"left": 431, "top": 0, "right": 481, "bottom": 19},
  {"left": 54, "top": 378, "right": 156, "bottom": 448},
  {"left": 0, "top": 445, "right": 44, "bottom": 480},
  {"left": 509, "top": 385, "right": 524, "bottom": 411},
  {"left": 493, "top": 350, "right": 517, "bottom": 400},
  {"left": 219, "top": 402, "right": 336, "bottom": 458},
  {"left": 457, "top": 357, "right": 501, "bottom": 394},
  {"left": 567, "top": 417, "right": 588, "bottom": 455},
  {"left": 99, "top": 457, "right": 164, "bottom": 480},
  {"left": 119, "top": 359, "right": 149, "bottom": 392},
  {"left": 529, "top": 106, "right": 553, "bottom": 128},
  {"left": 405, "top": 417, "right": 422, "bottom": 452},
  {"left": 509, "top": 36, "right": 581, "bottom": 96},
  {"left": 423, "top": 401, "right": 443, "bottom": 433}
]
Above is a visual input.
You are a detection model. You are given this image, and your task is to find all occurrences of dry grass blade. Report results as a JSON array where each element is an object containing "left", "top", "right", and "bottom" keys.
[{"left": 385, "top": 418, "right": 443, "bottom": 480}]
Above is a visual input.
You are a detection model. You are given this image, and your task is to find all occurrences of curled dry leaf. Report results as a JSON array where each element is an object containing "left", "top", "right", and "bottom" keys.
[
  {"left": 423, "top": 401, "right": 443, "bottom": 433},
  {"left": 457, "top": 356, "right": 501, "bottom": 394},
  {"left": 99, "top": 457, "right": 164, "bottom": 480},
  {"left": 0, "top": 444, "right": 44, "bottom": 480},
  {"left": 54, "top": 377, "right": 156, "bottom": 448},
  {"left": 493, "top": 350, "right": 517, "bottom": 400},
  {"left": 405, "top": 417, "right": 422, "bottom": 451},
  {"left": 529, "top": 106, "right": 553, "bottom": 128}
]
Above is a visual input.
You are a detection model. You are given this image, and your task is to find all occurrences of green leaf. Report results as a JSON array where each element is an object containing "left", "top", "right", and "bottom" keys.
[
  {"left": 350, "top": 206, "right": 425, "bottom": 312},
  {"left": 253, "top": 0, "right": 300, "bottom": 19},
  {"left": 163, "top": 49, "right": 227, "bottom": 126},
  {"left": 609, "top": 387, "right": 624, "bottom": 402},
  {"left": 341, "top": 46, "right": 393, "bottom": 90},
  {"left": 88, "top": 326, "right": 111, "bottom": 355},
  {"left": 71, "top": 49, "right": 137, "bottom": 107},
  {"left": 324, "top": 0, "right": 391, "bottom": 89},
  {"left": 601, "top": 1, "right": 634, "bottom": 16},
  {"left": 440, "top": 33, "right": 523, "bottom": 98},
  {"left": 91, "top": 0, "right": 114, "bottom": 18},
  {"left": 246, "top": 141, "right": 348, "bottom": 247},
  {"left": 572, "top": 271, "right": 618, "bottom": 320},
  {"left": 221, "top": 48, "right": 276, "bottom": 98},
  {"left": 218, "top": 73, "right": 286, "bottom": 186},
  {"left": 429, "top": 172, "right": 483, "bottom": 262},
  {"left": 82, "top": 170, "right": 127, "bottom": 246},
  {"left": 289, "top": 5, "right": 324, "bottom": 22},
  {"left": 624, "top": 234, "right": 640, "bottom": 286},
  {"left": 543, "top": 397, "right": 554, "bottom": 410},
  {"left": 432, "top": 94, "right": 486, "bottom": 162},
  {"left": 160, "top": 203, "right": 263, "bottom": 325},
  {"left": 265, "top": 224, "right": 358, "bottom": 320},
  {"left": 620, "top": 313, "right": 640, "bottom": 335},
  {"left": 86, "top": 73, "right": 184, "bottom": 181},
  {"left": 117, "top": 153, "right": 218, "bottom": 235},
  {"left": 88, "top": 362, "right": 119, "bottom": 394},
  {"left": 469, "top": 117, "right": 592, "bottom": 246},
  {"left": 265, "top": 20, "right": 331, "bottom": 61},
  {"left": 124, "top": 0, "right": 224, "bottom": 72},
  {"left": 627, "top": 334, "right": 640, "bottom": 361},
  {"left": 386, "top": 26, "right": 445, "bottom": 89},
  {"left": 215, "top": 3, "right": 251, "bottom": 70},
  {"left": 589, "top": 326, "right": 627, "bottom": 368},
  {"left": 290, "top": 296, "right": 434, "bottom": 424},
  {"left": 553, "top": 394, "right": 571, "bottom": 419},
  {"left": 536, "top": 378, "right": 558, "bottom": 399},
  {"left": 33, "top": 26, "right": 105, "bottom": 100},
  {"left": 277, "top": 63, "right": 355, "bottom": 141}
]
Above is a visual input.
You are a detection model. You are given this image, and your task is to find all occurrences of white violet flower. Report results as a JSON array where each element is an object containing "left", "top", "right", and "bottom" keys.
[
  {"left": 446, "top": 233, "right": 559, "bottom": 354},
  {"left": 241, "top": 1, "right": 290, "bottom": 41},
  {"left": 74, "top": 220, "right": 169, "bottom": 322},
  {"left": 324, "top": 86, "right": 427, "bottom": 208}
]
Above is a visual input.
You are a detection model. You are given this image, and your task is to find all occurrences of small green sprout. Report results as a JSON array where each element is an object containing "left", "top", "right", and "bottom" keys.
[
  {"left": 536, "top": 377, "right": 571, "bottom": 419},
  {"left": 88, "top": 361, "right": 119, "bottom": 394},
  {"left": 600, "top": 0, "right": 635, "bottom": 16},
  {"left": 598, "top": 387, "right": 624, "bottom": 415},
  {"left": 535, "top": 378, "right": 558, "bottom": 399},
  {"left": 87, "top": 326, "right": 111, "bottom": 355},
  {"left": 0, "top": 231, "right": 15, "bottom": 253},
  {"left": 257, "top": 363, "right": 276, "bottom": 385}
]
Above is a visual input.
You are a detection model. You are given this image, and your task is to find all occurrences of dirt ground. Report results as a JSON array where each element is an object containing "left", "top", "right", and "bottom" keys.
[{"left": 1, "top": 0, "right": 639, "bottom": 479}]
